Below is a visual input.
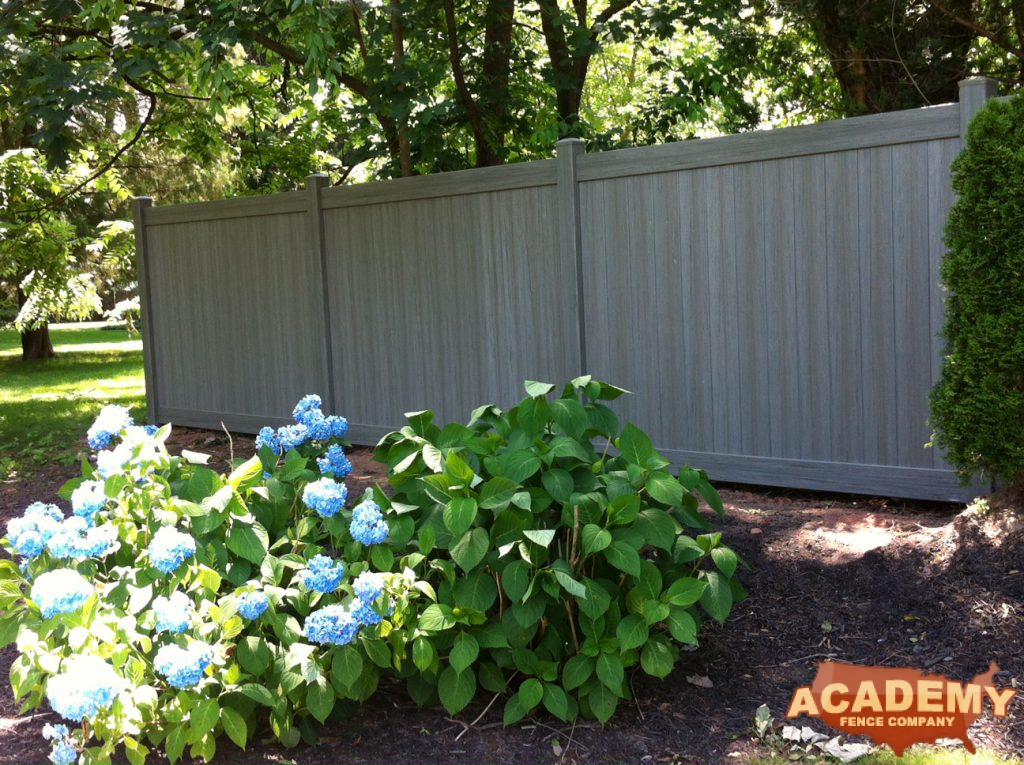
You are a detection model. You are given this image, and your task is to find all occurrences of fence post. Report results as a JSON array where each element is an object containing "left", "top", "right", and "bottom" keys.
[
  {"left": 132, "top": 196, "right": 159, "bottom": 425},
  {"left": 958, "top": 77, "right": 998, "bottom": 140},
  {"left": 307, "top": 174, "right": 337, "bottom": 413},
  {"left": 557, "top": 138, "right": 587, "bottom": 375}
]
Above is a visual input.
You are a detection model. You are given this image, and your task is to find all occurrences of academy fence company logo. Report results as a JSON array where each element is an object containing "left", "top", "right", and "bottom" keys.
[{"left": 786, "top": 661, "right": 1017, "bottom": 756}]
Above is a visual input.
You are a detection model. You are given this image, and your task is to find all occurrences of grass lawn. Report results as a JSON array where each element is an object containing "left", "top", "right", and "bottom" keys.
[{"left": 0, "top": 321, "right": 145, "bottom": 478}]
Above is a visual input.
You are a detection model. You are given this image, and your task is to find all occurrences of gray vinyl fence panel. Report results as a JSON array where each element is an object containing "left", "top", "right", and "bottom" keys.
[{"left": 134, "top": 79, "right": 1001, "bottom": 502}]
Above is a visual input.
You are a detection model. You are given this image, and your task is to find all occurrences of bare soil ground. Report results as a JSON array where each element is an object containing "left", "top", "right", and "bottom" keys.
[{"left": 0, "top": 428, "right": 1020, "bottom": 764}]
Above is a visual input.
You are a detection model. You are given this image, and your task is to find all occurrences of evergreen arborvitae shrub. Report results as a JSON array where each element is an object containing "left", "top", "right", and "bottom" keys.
[{"left": 930, "top": 92, "right": 1024, "bottom": 489}]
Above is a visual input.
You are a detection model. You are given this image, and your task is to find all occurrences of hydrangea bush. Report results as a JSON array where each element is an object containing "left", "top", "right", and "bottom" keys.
[
  {"left": 0, "top": 398, "right": 431, "bottom": 764},
  {"left": 373, "top": 378, "right": 745, "bottom": 724}
]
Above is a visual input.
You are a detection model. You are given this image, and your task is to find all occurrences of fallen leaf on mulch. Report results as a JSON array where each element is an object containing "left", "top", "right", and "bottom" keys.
[{"left": 686, "top": 675, "right": 713, "bottom": 688}]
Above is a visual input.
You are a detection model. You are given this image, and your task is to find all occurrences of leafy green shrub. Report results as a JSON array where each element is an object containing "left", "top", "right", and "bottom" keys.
[
  {"left": 1, "top": 398, "right": 430, "bottom": 764},
  {"left": 373, "top": 377, "right": 745, "bottom": 724},
  {"left": 931, "top": 93, "right": 1024, "bottom": 488}
]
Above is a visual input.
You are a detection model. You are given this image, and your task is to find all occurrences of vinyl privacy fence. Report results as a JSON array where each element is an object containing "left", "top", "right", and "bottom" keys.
[{"left": 133, "top": 78, "right": 1001, "bottom": 502}]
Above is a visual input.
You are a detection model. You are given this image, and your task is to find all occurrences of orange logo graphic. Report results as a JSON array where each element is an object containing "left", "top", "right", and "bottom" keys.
[{"left": 786, "top": 661, "right": 1017, "bottom": 756}]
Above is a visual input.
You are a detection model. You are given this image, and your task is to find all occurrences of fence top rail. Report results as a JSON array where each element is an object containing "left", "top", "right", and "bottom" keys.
[
  {"left": 146, "top": 190, "right": 307, "bottom": 225},
  {"left": 576, "top": 102, "right": 961, "bottom": 182},
  {"left": 319, "top": 158, "right": 557, "bottom": 210}
]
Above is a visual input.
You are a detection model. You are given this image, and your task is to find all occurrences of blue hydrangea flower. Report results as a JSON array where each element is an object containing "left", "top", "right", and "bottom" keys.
[
  {"left": 304, "top": 604, "right": 360, "bottom": 645},
  {"left": 292, "top": 395, "right": 323, "bottom": 426},
  {"left": 148, "top": 526, "right": 196, "bottom": 574},
  {"left": 6, "top": 502, "right": 63, "bottom": 559},
  {"left": 71, "top": 480, "right": 106, "bottom": 523},
  {"left": 352, "top": 571, "right": 385, "bottom": 604},
  {"left": 154, "top": 643, "right": 213, "bottom": 689},
  {"left": 326, "top": 415, "right": 349, "bottom": 439},
  {"left": 143, "top": 424, "right": 159, "bottom": 436},
  {"left": 300, "top": 554, "right": 345, "bottom": 593},
  {"left": 153, "top": 591, "right": 192, "bottom": 634},
  {"left": 46, "top": 518, "right": 117, "bottom": 560},
  {"left": 276, "top": 423, "right": 309, "bottom": 451},
  {"left": 351, "top": 598, "right": 383, "bottom": 626},
  {"left": 307, "top": 417, "right": 332, "bottom": 442},
  {"left": 255, "top": 426, "right": 281, "bottom": 454},
  {"left": 317, "top": 444, "right": 353, "bottom": 479},
  {"left": 350, "top": 498, "right": 389, "bottom": 545},
  {"left": 95, "top": 445, "right": 131, "bottom": 479},
  {"left": 43, "top": 723, "right": 75, "bottom": 765},
  {"left": 31, "top": 569, "right": 93, "bottom": 618},
  {"left": 302, "top": 478, "right": 348, "bottom": 518},
  {"left": 238, "top": 591, "right": 269, "bottom": 620},
  {"left": 86, "top": 405, "right": 134, "bottom": 450},
  {"left": 46, "top": 655, "right": 125, "bottom": 721}
]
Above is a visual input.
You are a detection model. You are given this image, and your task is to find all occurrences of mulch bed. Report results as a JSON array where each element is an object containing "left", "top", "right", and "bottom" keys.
[{"left": 0, "top": 428, "right": 1020, "bottom": 764}]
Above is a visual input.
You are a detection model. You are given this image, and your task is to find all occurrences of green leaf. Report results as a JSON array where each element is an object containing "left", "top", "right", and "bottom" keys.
[
  {"left": 551, "top": 398, "right": 589, "bottom": 438},
  {"left": 445, "top": 451, "right": 476, "bottom": 485},
  {"left": 617, "top": 423, "right": 656, "bottom": 466},
  {"left": 306, "top": 678, "right": 335, "bottom": 723},
  {"left": 523, "top": 529, "right": 555, "bottom": 547},
  {"left": 562, "top": 654, "right": 595, "bottom": 691},
  {"left": 637, "top": 509, "right": 678, "bottom": 551},
  {"left": 503, "top": 693, "right": 528, "bottom": 726},
  {"left": 418, "top": 524, "right": 436, "bottom": 556},
  {"left": 226, "top": 522, "right": 269, "bottom": 565},
  {"left": 645, "top": 471, "right": 684, "bottom": 506},
  {"left": 700, "top": 571, "right": 733, "bottom": 624},
  {"left": 332, "top": 645, "right": 364, "bottom": 691},
  {"left": 237, "top": 683, "right": 276, "bottom": 707},
  {"left": 450, "top": 528, "right": 490, "bottom": 572},
  {"left": 663, "top": 577, "right": 707, "bottom": 607},
  {"left": 453, "top": 571, "right": 498, "bottom": 611},
  {"left": 516, "top": 396, "right": 551, "bottom": 434},
  {"left": 486, "top": 450, "right": 542, "bottom": 483},
  {"left": 228, "top": 454, "right": 262, "bottom": 489},
  {"left": 541, "top": 469, "right": 574, "bottom": 504},
  {"left": 548, "top": 436, "right": 591, "bottom": 462},
  {"left": 166, "top": 725, "right": 187, "bottom": 763},
  {"left": 237, "top": 637, "right": 271, "bottom": 675},
  {"left": 524, "top": 380, "right": 555, "bottom": 398},
  {"left": 221, "top": 707, "right": 248, "bottom": 750},
  {"left": 443, "top": 497, "right": 478, "bottom": 537},
  {"left": 190, "top": 698, "right": 219, "bottom": 737},
  {"left": 553, "top": 569, "right": 586, "bottom": 598},
  {"left": 450, "top": 632, "right": 479, "bottom": 674},
  {"left": 604, "top": 541, "right": 641, "bottom": 576},
  {"left": 641, "top": 636, "right": 677, "bottom": 678},
  {"left": 711, "top": 547, "right": 738, "bottom": 579},
  {"left": 363, "top": 637, "right": 392, "bottom": 669},
  {"left": 518, "top": 677, "right": 544, "bottom": 710},
  {"left": 581, "top": 523, "right": 611, "bottom": 554},
  {"left": 412, "top": 637, "right": 436, "bottom": 672},
  {"left": 607, "top": 494, "right": 641, "bottom": 526},
  {"left": 479, "top": 477, "right": 520, "bottom": 510},
  {"left": 667, "top": 607, "right": 698, "bottom": 644},
  {"left": 577, "top": 578, "right": 611, "bottom": 620},
  {"left": 501, "top": 561, "right": 530, "bottom": 602},
  {"left": 542, "top": 683, "right": 571, "bottom": 721},
  {"left": 596, "top": 653, "right": 624, "bottom": 691},
  {"left": 419, "top": 603, "right": 456, "bottom": 631},
  {"left": 615, "top": 614, "right": 649, "bottom": 651},
  {"left": 588, "top": 683, "right": 619, "bottom": 723},
  {"left": 438, "top": 666, "right": 476, "bottom": 715},
  {"left": 643, "top": 600, "right": 670, "bottom": 625},
  {"left": 697, "top": 477, "right": 725, "bottom": 519}
]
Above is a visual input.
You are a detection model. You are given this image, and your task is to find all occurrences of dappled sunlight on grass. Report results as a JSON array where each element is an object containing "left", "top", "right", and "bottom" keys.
[{"left": 0, "top": 323, "right": 145, "bottom": 477}]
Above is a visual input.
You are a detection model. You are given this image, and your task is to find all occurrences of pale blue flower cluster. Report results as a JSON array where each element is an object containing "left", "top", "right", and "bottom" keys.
[
  {"left": 95, "top": 446, "right": 130, "bottom": 479},
  {"left": 255, "top": 426, "right": 279, "bottom": 453},
  {"left": 300, "top": 554, "right": 345, "bottom": 593},
  {"left": 46, "top": 655, "right": 125, "bottom": 721},
  {"left": 351, "top": 598, "right": 382, "bottom": 626},
  {"left": 353, "top": 570, "right": 385, "bottom": 604},
  {"left": 256, "top": 395, "right": 349, "bottom": 455},
  {"left": 46, "top": 518, "right": 117, "bottom": 560},
  {"left": 238, "top": 591, "right": 269, "bottom": 620},
  {"left": 70, "top": 480, "right": 106, "bottom": 522},
  {"left": 154, "top": 642, "right": 213, "bottom": 688},
  {"left": 143, "top": 424, "right": 159, "bottom": 436},
  {"left": 317, "top": 444, "right": 353, "bottom": 479},
  {"left": 148, "top": 526, "right": 196, "bottom": 574},
  {"left": 350, "top": 498, "right": 389, "bottom": 545},
  {"left": 31, "top": 569, "right": 93, "bottom": 618},
  {"left": 86, "top": 405, "right": 134, "bottom": 450},
  {"left": 42, "top": 723, "right": 76, "bottom": 765},
  {"left": 7, "top": 502, "right": 63, "bottom": 559},
  {"left": 304, "top": 604, "right": 360, "bottom": 645},
  {"left": 302, "top": 478, "right": 348, "bottom": 518},
  {"left": 153, "top": 591, "right": 192, "bottom": 634},
  {"left": 292, "top": 395, "right": 323, "bottom": 426}
]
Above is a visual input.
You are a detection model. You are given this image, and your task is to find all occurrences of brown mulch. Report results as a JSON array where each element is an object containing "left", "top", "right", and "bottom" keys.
[{"left": 0, "top": 428, "right": 1021, "bottom": 764}]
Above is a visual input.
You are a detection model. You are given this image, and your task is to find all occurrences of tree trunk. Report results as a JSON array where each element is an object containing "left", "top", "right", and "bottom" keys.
[{"left": 17, "top": 287, "right": 55, "bottom": 360}]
